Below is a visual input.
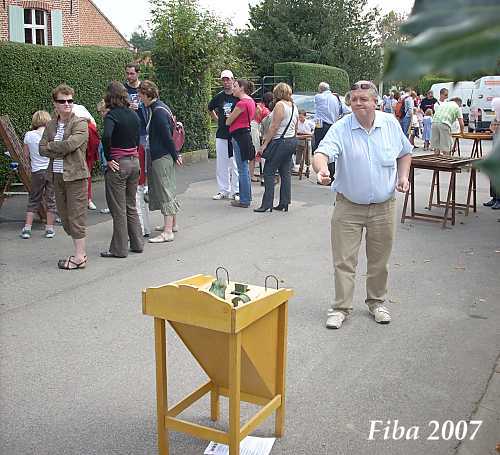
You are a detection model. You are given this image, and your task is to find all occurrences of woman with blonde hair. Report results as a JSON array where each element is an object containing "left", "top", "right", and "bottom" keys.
[
  {"left": 20, "top": 110, "right": 57, "bottom": 239},
  {"left": 255, "top": 82, "right": 298, "bottom": 212}
]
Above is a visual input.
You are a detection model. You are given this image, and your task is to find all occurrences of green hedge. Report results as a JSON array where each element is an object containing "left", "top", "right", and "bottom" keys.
[
  {"left": 0, "top": 42, "right": 132, "bottom": 188},
  {"left": 0, "top": 42, "right": 132, "bottom": 135},
  {"left": 274, "top": 62, "right": 350, "bottom": 94}
]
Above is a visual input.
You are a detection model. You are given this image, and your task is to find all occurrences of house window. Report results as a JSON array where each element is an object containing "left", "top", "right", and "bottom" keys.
[{"left": 23, "top": 9, "right": 48, "bottom": 45}]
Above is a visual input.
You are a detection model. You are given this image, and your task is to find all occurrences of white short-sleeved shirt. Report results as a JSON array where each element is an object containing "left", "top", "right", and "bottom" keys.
[
  {"left": 52, "top": 122, "right": 65, "bottom": 173},
  {"left": 316, "top": 111, "right": 413, "bottom": 204},
  {"left": 24, "top": 129, "right": 49, "bottom": 172},
  {"left": 297, "top": 119, "right": 315, "bottom": 135}
]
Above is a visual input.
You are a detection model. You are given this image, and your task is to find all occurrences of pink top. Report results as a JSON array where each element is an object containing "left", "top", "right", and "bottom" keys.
[
  {"left": 229, "top": 97, "right": 256, "bottom": 133},
  {"left": 110, "top": 147, "right": 138, "bottom": 161},
  {"left": 255, "top": 102, "right": 270, "bottom": 124}
]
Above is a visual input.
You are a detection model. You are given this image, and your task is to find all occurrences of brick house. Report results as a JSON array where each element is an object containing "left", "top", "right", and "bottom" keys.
[{"left": 0, "top": 0, "right": 129, "bottom": 48}]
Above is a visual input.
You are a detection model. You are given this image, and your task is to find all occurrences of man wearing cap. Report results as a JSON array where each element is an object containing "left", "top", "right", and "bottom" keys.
[
  {"left": 313, "top": 80, "right": 412, "bottom": 330},
  {"left": 208, "top": 70, "right": 239, "bottom": 200}
]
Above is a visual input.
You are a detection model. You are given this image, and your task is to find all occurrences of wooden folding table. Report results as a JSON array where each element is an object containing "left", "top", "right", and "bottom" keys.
[
  {"left": 451, "top": 132, "right": 492, "bottom": 158},
  {"left": 401, "top": 154, "right": 480, "bottom": 228}
]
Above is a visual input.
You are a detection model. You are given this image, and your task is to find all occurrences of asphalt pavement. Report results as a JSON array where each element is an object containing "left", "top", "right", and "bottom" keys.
[{"left": 1, "top": 143, "right": 499, "bottom": 455}]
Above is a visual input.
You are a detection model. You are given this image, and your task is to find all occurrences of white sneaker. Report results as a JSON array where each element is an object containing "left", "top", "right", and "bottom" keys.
[
  {"left": 231, "top": 193, "right": 240, "bottom": 201},
  {"left": 212, "top": 192, "right": 227, "bottom": 200},
  {"left": 325, "top": 311, "right": 346, "bottom": 329},
  {"left": 99, "top": 208, "right": 110, "bottom": 214},
  {"left": 88, "top": 200, "right": 97, "bottom": 210},
  {"left": 45, "top": 229, "right": 55, "bottom": 239},
  {"left": 369, "top": 305, "right": 391, "bottom": 324}
]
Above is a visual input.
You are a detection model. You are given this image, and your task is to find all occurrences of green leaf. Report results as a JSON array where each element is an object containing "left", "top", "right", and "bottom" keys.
[{"left": 384, "top": 0, "right": 500, "bottom": 80}]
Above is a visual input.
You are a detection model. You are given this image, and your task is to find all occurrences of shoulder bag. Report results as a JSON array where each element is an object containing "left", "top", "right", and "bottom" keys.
[
  {"left": 261, "top": 104, "right": 295, "bottom": 160},
  {"left": 230, "top": 100, "right": 256, "bottom": 161}
]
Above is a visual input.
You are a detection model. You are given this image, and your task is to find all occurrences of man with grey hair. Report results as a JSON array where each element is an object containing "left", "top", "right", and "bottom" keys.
[
  {"left": 313, "top": 81, "right": 347, "bottom": 182},
  {"left": 313, "top": 80, "right": 412, "bottom": 329}
]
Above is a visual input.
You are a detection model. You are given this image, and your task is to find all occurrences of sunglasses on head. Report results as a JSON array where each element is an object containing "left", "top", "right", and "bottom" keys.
[
  {"left": 55, "top": 99, "right": 74, "bottom": 104},
  {"left": 351, "top": 83, "right": 375, "bottom": 91}
]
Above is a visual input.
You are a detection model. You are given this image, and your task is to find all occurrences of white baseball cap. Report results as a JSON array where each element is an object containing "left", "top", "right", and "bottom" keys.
[{"left": 220, "top": 70, "right": 234, "bottom": 79}]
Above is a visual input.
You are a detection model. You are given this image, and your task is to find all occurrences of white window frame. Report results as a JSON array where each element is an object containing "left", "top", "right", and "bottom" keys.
[{"left": 23, "top": 9, "right": 48, "bottom": 46}]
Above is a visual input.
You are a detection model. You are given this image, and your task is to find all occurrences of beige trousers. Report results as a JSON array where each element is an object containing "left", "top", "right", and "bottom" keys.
[{"left": 331, "top": 193, "right": 397, "bottom": 313}]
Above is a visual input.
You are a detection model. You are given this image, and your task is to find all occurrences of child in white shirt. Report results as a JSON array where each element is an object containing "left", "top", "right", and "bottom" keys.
[{"left": 21, "top": 111, "right": 57, "bottom": 239}]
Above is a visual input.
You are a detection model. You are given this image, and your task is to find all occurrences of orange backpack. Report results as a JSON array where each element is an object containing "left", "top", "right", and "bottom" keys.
[{"left": 395, "top": 96, "right": 407, "bottom": 119}]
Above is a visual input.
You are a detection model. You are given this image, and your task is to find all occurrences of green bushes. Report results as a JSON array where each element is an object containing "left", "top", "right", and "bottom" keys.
[
  {"left": 274, "top": 62, "right": 350, "bottom": 94},
  {"left": 0, "top": 42, "right": 132, "bottom": 136},
  {"left": 0, "top": 42, "right": 132, "bottom": 188},
  {"left": 151, "top": 0, "right": 224, "bottom": 152}
]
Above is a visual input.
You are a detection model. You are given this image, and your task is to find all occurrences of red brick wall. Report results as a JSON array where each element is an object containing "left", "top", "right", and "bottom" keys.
[
  {"left": 1, "top": 0, "right": 128, "bottom": 47},
  {"left": 78, "top": 0, "right": 128, "bottom": 48}
]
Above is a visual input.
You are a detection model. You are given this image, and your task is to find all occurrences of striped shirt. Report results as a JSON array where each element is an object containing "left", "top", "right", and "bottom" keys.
[
  {"left": 316, "top": 111, "right": 413, "bottom": 204},
  {"left": 433, "top": 101, "right": 463, "bottom": 128},
  {"left": 52, "top": 122, "right": 65, "bottom": 173}
]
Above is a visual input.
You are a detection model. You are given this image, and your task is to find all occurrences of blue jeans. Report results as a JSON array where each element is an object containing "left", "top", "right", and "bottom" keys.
[
  {"left": 232, "top": 138, "right": 251, "bottom": 205},
  {"left": 401, "top": 116, "right": 411, "bottom": 138}
]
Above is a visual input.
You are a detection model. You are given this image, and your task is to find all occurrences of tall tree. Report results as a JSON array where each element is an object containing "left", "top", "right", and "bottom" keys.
[
  {"left": 129, "top": 26, "right": 156, "bottom": 52},
  {"left": 376, "top": 11, "right": 408, "bottom": 48},
  {"left": 151, "top": 0, "right": 222, "bottom": 150},
  {"left": 237, "top": 0, "right": 382, "bottom": 84}
]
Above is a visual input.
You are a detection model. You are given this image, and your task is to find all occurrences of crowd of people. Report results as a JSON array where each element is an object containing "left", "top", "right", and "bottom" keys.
[
  {"left": 18, "top": 66, "right": 499, "bottom": 286},
  {"left": 381, "top": 87, "right": 464, "bottom": 153},
  {"left": 21, "top": 64, "right": 182, "bottom": 269}
]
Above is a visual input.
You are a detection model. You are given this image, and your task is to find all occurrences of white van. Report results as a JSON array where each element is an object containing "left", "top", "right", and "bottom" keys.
[
  {"left": 448, "top": 81, "right": 475, "bottom": 123},
  {"left": 469, "top": 76, "right": 500, "bottom": 131},
  {"left": 429, "top": 81, "right": 474, "bottom": 124},
  {"left": 429, "top": 82, "right": 453, "bottom": 101}
]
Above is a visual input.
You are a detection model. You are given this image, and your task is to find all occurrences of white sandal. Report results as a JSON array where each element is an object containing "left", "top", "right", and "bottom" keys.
[{"left": 149, "top": 231, "right": 174, "bottom": 243}]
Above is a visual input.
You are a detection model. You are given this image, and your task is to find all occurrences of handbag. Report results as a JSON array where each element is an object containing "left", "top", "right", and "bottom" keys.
[{"left": 262, "top": 104, "right": 295, "bottom": 160}]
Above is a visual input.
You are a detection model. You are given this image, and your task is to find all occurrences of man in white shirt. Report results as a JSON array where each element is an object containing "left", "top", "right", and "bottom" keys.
[
  {"left": 313, "top": 81, "right": 412, "bottom": 329},
  {"left": 313, "top": 82, "right": 345, "bottom": 183},
  {"left": 294, "top": 109, "right": 315, "bottom": 172}
]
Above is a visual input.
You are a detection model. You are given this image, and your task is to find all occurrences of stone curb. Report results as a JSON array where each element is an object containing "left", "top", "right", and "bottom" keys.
[{"left": 455, "top": 356, "right": 500, "bottom": 455}]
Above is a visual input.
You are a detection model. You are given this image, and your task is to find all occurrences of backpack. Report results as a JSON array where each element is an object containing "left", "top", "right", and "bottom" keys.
[
  {"left": 395, "top": 96, "right": 407, "bottom": 119},
  {"left": 152, "top": 104, "right": 185, "bottom": 153}
]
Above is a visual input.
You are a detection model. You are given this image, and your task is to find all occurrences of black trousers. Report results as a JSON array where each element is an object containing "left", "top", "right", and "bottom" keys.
[
  {"left": 313, "top": 122, "right": 335, "bottom": 182},
  {"left": 260, "top": 137, "right": 297, "bottom": 208}
]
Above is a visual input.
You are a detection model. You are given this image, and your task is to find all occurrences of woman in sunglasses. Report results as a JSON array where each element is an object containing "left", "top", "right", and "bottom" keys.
[{"left": 40, "top": 84, "right": 89, "bottom": 270}]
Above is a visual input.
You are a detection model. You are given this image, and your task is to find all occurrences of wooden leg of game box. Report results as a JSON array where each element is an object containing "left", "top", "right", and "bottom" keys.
[
  {"left": 228, "top": 332, "right": 241, "bottom": 455},
  {"left": 210, "top": 384, "right": 220, "bottom": 421},
  {"left": 275, "top": 302, "right": 288, "bottom": 438},
  {"left": 154, "top": 318, "right": 169, "bottom": 455}
]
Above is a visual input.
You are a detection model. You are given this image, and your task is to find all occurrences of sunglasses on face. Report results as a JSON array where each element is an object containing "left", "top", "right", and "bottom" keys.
[
  {"left": 55, "top": 99, "right": 74, "bottom": 104},
  {"left": 351, "top": 83, "right": 376, "bottom": 91}
]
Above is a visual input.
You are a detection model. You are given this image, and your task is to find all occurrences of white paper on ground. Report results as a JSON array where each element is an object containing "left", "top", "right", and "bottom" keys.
[{"left": 204, "top": 436, "right": 276, "bottom": 455}]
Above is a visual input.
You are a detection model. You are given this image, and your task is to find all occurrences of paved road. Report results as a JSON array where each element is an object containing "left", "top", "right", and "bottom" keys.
[{"left": 1, "top": 146, "right": 499, "bottom": 455}]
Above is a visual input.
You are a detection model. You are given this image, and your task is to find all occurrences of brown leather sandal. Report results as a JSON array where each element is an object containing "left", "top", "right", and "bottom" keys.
[{"left": 58, "top": 255, "right": 87, "bottom": 270}]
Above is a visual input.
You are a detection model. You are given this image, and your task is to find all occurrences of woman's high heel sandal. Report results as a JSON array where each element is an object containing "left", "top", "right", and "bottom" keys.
[
  {"left": 273, "top": 205, "right": 288, "bottom": 212},
  {"left": 254, "top": 206, "right": 273, "bottom": 213}
]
